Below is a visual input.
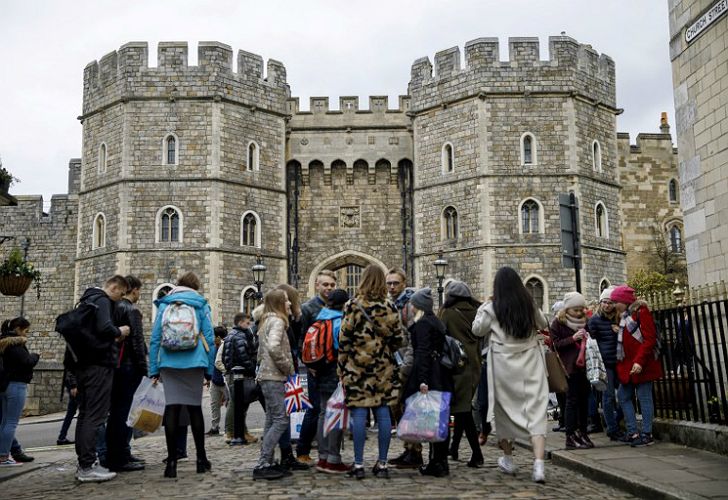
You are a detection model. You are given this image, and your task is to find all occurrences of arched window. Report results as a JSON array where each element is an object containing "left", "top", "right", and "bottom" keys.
[
  {"left": 595, "top": 202, "right": 609, "bottom": 238},
  {"left": 442, "top": 206, "right": 459, "bottom": 240},
  {"left": 163, "top": 134, "right": 178, "bottom": 165},
  {"left": 335, "top": 264, "right": 364, "bottom": 298},
  {"left": 669, "top": 225, "right": 683, "bottom": 253},
  {"left": 520, "top": 199, "right": 541, "bottom": 234},
  {"left": 442, "top": 143, "right": 454, "bottom": 174},
  {"left": 241, "top": 211, "right": 261, "bottom": 247},
  {"left": 98, "top": 143, "right": 107, "bottom": 173},
  {"left": 152, "top": 283, "right": 174, "bottom": 321},
  {"left": 92, "top": 213, "right": 106, "bottom": 249},
  {"left": 592, "top": 140, "right": 602, "bottom": 172},
  {"left": 525, "top": 276, "right": 546, "bottom": 311},
  {"left": 600, "top": 279, "right": 611, "bottom": 293},
  {"left": 669, "top": 179, "right": 679, "bottom": 203},
  {"left": 247, "top": 141, "right": 259, "bottom": 171},
  {"left": 521, "top": 133, "right": 536, "bottom": 165},
  {"left": 241, "top": 286, "right": 258, "bottom": 315},
  {"left": 157, "top": 206, "right": 182, "bottom": 243}
]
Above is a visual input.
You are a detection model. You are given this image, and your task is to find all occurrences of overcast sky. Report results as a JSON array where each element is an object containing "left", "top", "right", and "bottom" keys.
[{"left": 0, "top": 0, "right": 675, "bottom": 203}]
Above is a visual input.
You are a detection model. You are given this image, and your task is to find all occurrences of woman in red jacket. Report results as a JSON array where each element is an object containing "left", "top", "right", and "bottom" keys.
[{"left": 611, "top": 286, "right": 662, "bottom": 447}]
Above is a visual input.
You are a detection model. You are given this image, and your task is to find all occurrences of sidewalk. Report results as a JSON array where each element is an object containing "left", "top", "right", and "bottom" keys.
[{"left": 516, "top": 430, "right": 728, "bottom": 500}]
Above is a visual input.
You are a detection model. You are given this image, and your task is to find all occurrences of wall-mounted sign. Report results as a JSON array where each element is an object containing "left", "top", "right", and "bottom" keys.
[{"left": 685, "top": 0, "right": 728, "bottom": 43}]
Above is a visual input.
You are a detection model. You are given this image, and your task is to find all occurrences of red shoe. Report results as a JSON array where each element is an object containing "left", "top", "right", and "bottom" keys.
[
  {"left": 325, "top": 462, "right": 352, "bottom": 474},
  {"left": 315, "top": 459, "right": 328, "bottom": 473}
]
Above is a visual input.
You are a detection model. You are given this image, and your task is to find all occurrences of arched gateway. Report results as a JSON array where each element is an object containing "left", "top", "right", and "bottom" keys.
[{"left": 306, "top": 250, "right": 388, "bottom": 297}]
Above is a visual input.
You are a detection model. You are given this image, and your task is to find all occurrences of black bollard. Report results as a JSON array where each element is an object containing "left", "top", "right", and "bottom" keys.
[{"left": 231, "top": 367, "right": 246, "bottom": 445}]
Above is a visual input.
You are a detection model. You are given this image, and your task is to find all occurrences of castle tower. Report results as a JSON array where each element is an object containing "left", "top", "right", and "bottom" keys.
[
  {"left": 78, "top": 42, "right": 290, "bottom": 324},
  {"left": 408, "top": 36, "right": 625, "bottom": 304}
]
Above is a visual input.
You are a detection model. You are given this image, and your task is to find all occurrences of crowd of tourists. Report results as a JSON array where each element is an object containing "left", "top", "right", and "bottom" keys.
[{"left": 0, "top": 264, "right": 662, "bottom": 485}]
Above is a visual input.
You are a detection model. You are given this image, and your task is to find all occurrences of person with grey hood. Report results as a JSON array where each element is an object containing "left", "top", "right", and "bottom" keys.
[{"left": 438, "top": 280, "right": 484, "bottom": 467}]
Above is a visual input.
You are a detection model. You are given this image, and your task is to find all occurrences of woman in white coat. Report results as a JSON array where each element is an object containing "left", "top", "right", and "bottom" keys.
[{"left": 472, "top": 266, "right": 548, "bottom": 483}]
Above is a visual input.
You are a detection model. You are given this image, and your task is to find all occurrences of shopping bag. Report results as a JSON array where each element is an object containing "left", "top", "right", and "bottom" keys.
[
  {"left": 585, "top": 336, "right": 608, "bottom": 391},
  {"left": 284, "top": 374, "right": 312, "bottom": 415},
  {"left": 126, "top": 376, "right": 165, "bottom": 433},
  {"left": 290, "top": 411, "right": 305, "bottom": 439},
  {"left": 397, "top": 390, "right": 451, "bottom": 443},
  {"left": 323, "top": 383, "right": 349, "bottom": 437}
]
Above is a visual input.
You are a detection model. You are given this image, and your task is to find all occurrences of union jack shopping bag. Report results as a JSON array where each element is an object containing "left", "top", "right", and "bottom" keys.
[
  {"left": 323, "top": 383, "right": 349, "bottom": 437},
  {"left": 284, "top": 374, "right": 312, "bottom": 415}
]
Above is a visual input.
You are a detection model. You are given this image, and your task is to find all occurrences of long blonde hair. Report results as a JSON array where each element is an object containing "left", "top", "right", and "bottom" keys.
[
  {"left": 356, "top": 265, "right": 387, "bottom": 302},
  {"left": 260, "top": 289, "right": 289, "bottom": 330},
  {"left": 276, "top": 284, "right": 302, "bottom": 320}
]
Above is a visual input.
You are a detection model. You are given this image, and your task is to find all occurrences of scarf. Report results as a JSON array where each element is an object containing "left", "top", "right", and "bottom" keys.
[
  {"left": 565, "top": 313, "right": 586, "bottom": 332},
  {"left": 617, "top": 308, "right": 660, "bottom": 361}
]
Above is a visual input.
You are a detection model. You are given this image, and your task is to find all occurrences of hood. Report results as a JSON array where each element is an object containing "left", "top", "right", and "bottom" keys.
[
  {"left": 316, "top": 307, "right": 344, "bottom": 321},
  {"left": 155, "top": 289, "right": 208, "bottom": 308},
  {"left": 252, "top": 303, "right": 265, "bottom": 322},
  {"left": 80, "top": 287, "right": 109, "bottom": 303},
  {"left": 628, "top": 299, "right": 650, "bottom": 315},
  {"left": 0, "top": 334, "right": 26, "bottom": 354},
  {"left": 394, "top": 287, "right": 415, "bottom": 304}
]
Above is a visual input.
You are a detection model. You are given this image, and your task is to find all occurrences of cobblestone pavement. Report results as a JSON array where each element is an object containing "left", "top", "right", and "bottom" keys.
[{"left": 7, "top": 431, "right": 634, "bottom": 499}]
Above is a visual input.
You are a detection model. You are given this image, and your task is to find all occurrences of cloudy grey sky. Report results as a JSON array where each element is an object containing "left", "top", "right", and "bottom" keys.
[{"left": 0, "top": 0, "right": 674, "bottom": 203}]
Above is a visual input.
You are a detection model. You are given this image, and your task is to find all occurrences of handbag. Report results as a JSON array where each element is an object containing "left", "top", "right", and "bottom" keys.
[{"left": 544, "top": 348, "right": 569, "bottom": 393}]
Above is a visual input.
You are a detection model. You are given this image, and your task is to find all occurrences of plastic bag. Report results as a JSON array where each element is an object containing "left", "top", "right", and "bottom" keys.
[
  {"left": 323, "top": 383, "right": 349, "bottom": 437},
  {"left": 397, "top": 390, "right": 451, "bottom": 443},
  {"left": 126, "top": 376, "right": 166, "bottom": 433},
  {"left": 585, "top": 336, "right": 608, "bottom": 391}
]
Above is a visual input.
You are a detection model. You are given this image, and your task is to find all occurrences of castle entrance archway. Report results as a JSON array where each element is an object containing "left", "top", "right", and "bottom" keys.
[{"left": 306, "top": 250, "right": 387, "bottom": 297}]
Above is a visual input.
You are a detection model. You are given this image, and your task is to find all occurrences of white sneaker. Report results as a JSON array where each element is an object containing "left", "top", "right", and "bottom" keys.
[
  {"left": 0, "top": 457, "right": 22, "bottom": 467},
  {"left": 532, "top": 459, "right": 545, "bottom": 483},
  {"left": 76, "top": 463, "right": 117, "bottom": 482},
  {"left": 497, "top": 455, "right": 518, "bottom": 475}
]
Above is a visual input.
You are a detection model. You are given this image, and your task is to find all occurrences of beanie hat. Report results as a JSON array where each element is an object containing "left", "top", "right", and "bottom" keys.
[
  {"left": 610, "top": 285, "right": 636, "bottom": 305},
  {"left": 599, "top": 286, "right": 616, "bottom": 302},
  {"left": 328, "top": 288, "right": 349, "bottom": 309},
  {"left": 410, "top": 287, "right": 434, "bottom": 314},
  {"left": 445, "top": 280, "right": 472, "bottom": 299},
  {"left": 551, "top": 300, "right": 565, "bottom": 314},
  {"left": 562, "top": 291, "right": 587, "bottom": 310}
]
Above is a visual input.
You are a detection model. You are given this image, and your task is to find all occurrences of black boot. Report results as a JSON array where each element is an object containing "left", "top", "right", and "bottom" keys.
[
  {"left": 419, "top": 460, "right": 448, "bottom": 477},
  {"left": 280, "top": 448, "right": 309, "bottom": 471},
  {"left": 164, "top": 460, "right": 177, "bottom": 478},
  {"left": 448, "top": 444, "right": 459, "bottom": 461}
]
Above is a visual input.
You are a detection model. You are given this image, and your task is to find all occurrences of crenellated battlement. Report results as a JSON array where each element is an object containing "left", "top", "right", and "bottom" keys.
[
  {"left": 286, "top": 95, "right": 411, "bottom": 115},
  {"left": 408, "top": 36, "right": 616, "bottom": 112},
  {"left": 300, "top": 158, "right": 399, "bottom": 186},
  {"left": 82, "top": 41, "right": 290, "bottom": 116}
]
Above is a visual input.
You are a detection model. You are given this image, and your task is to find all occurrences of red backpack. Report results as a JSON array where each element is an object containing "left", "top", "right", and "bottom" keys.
[{"left": 301, "top": 319, "right": 335, "bottom": 370}]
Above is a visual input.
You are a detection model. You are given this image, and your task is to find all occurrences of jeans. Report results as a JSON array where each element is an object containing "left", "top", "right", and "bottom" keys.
[
  {"left": 602, "top": 366, "right": 619, "bottom": 434},
  {"left": 209, "top": 383, "right": 227, "bottom": 431},
  {"left": 106, "top": 365, "right": 142, "bottom": 467},
  {"left": 316, "top": 389, "right": 343, "bottom": 464},
  {"left": 618, "top": 380, "right": 654, "bottom": 435},
  {"left": 257, "top": 380, "right": 288, "bottom": 467},
  {"left": 96, "top": 423, "right": 107, "bottom": 464},
  {"left": 296, "top": 373, "right": 319, "bottom": 456},
  {"left": 0, "top": 382, "right": 27, "bottom": 456},
  {"left": 58, "top": 391, "right": 78, "bottom": 441},
  {"left": 74, "top": 365, "right": 114, "bottom": 468},
  {"left": 351, "top": 406, "right": 391, "bottom": 466},
  {"left": 565, "top": 371, "right": 590, "bottom": 434}
]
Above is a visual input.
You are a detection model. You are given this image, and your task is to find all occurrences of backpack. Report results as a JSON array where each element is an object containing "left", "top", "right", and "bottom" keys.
[
  {"left": 440, "top": 335, "right": 466, "bottom": 373},
  {"left": 55, "top": 299, "right": 100, "bottom": 364},
  {"left": 301, "top": 319, "right": 335, "bottom": 370},
  {"left": 160, "top": 302, "right": 200, "bottom": 351}
]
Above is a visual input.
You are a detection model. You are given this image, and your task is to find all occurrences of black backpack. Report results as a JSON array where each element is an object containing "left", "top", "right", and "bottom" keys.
[
  {"left": 440, "top": 335, "right": 467, "bottom": 373},
  {"left": 55, "top": 300, "right": 99, "bottom": 364}
]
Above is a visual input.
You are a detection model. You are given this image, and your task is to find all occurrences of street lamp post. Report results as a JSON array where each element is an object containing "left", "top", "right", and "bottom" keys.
[
  {"left": 433, "top": 253, "right": 448, "bottom": 305},
  {"left": 251, "top": 254, "right": 267, "bottom": 301}
]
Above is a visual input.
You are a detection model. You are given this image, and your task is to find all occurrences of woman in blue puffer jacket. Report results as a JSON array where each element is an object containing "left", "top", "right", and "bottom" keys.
[{"left": 149, "top": 272, "right": 215, "bottom": 479}]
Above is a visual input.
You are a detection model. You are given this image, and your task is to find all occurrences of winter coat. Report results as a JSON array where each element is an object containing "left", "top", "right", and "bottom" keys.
[
  {"left": 63, "top": 287, "right": 123, "bottom": 368},
  {"left": 0, "top": 334, "right": 40, "bottom": 384},
  {"left": 312, "top": 307, "right": 344, "bottom": 394},
  {"left": 439, "top": 299, "right": 482, "bottom": 413},
  {"left": 550, "top": 316, "right": 587, "bottom": 376},
  {"left": 616, "top": 300, "right": 663, "bottom": 385},
  {"left": 113, "top": 298, "right": 148, "bottom": 375},
  {"left": 338, "top": 297, "right": 405, "bottom": 408},
  {"left": 403, "top": 312, "right": 454, "bottom": 400},
  {"left": 393, "top": 288, "right": 415, "bottom": 381},
  {"left": 472, "top": 302, "right": 549, "bottom": 439},
  {"left": 256, "top": 313, "right": 295, "bottom": 382},
  {"left": 149, "top": 287, "right": 215, "bottom": 378},
  {"left": 221, "top": 326, "right": 258, "bottom": 377},
  {"left": 588, "top": 311, "right": 619, "bottom": 366}
]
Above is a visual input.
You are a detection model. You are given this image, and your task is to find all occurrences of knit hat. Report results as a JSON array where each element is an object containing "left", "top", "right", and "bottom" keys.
[
  {"left": 610, "top": 285, "right": 636, "bottom": 305},
  {"left": 562, "top": 291, "right": 586, "bottom": 310},
  {"left": 445, "top": 280, "right": 472, "bottom": 299},
  {"left": 551, "top": 300, "right": 565, "bottom": 314},
  {"left": 410, "top": 287, "right": 434, "bottom": 314},
  {"left": 599, "top": 286, "right": 616, "bottom": 302},
  {"left": 328, "top": 288, "right": 349, "bottom": 309}
]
